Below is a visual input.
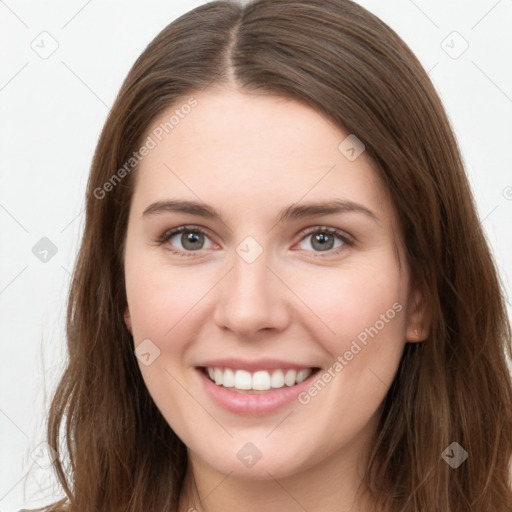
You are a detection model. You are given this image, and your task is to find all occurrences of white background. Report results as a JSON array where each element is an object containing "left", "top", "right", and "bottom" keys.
[{"left": 1, "top": 0, "right": 511, "bottom": 510}]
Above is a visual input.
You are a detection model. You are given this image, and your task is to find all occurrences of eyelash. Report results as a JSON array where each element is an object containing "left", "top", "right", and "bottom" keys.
[{"left": 156, "top": 224, "right": 354, "bottom": 258}]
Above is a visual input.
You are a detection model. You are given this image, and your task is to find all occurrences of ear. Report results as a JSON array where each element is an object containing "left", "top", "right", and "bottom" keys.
[
  {"left": 124, "top": 306, "right": 133, "bottom": 335},
  {"left": 405, "top": 286, "right": 430, "bottom": 342}
]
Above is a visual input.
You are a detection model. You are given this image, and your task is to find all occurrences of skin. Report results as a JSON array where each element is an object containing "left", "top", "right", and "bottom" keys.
[{"left": 123, "top": 87, "right": 428, "bottom": 512}]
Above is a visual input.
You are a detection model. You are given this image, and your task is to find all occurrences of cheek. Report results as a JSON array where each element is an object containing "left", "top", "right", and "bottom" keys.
[
  {"left": 124, "top": 256, "right": 210, "bottom": 420},
  {"left": 292, "top": 263, "right": 408, "bottom": 431},
  {"left": 125, "top": 248, "right": 210, "bottom": 343},
  {"left": 290, "top": 259, "right": 408, "bottom": 360}
]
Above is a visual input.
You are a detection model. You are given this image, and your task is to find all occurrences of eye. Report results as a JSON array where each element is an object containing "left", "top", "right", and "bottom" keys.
[
  {"left": 157, "top": 225, "right": 215, "bottom": 256},
  {"left": 295, "top": 226, "right": 353, "bottom": 256},
  {"left": 157, "top": 225, "right": 353, "bottom": 258}
]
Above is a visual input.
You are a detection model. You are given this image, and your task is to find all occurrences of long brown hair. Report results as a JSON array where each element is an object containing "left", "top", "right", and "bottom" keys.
[{"left": 37, "top": 0, "right": 512, "bottom": 510}]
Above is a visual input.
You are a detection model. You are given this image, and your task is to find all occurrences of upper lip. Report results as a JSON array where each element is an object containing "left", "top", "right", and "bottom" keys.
[{"left": 196, "top": 358, "right": 319, "bottom": 372}]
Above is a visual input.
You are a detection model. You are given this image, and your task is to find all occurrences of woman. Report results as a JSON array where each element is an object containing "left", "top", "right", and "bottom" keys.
[{"left": 30, "top": 0, "right": 512, "bottom": 510}]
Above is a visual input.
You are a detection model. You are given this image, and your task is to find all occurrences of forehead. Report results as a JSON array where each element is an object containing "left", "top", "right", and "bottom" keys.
[{"left": 132, "top": 89, "right": 390, "bottom": 222}]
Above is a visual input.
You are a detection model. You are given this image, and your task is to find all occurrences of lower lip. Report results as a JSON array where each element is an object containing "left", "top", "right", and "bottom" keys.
[{"left": 195, "top": 367, "right": 319, "bottom": 416}]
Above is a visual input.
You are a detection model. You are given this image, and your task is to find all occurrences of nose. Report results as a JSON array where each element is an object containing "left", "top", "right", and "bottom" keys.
[{"left": 213, "top": 244, "right": 290, "bottom": 338}]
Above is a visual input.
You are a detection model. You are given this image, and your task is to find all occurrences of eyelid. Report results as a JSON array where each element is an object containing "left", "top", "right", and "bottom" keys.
[
  {"left": 298, "top": 225, "right": 354, "bottom": 245},
  {"left": 157, "top": 224, "right": 215, "bottom": 244}
]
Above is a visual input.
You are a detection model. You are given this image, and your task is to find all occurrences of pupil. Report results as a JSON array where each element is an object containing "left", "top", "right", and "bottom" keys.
[
  {"left": 182, "top": 231, "right": 203, "bottom": 250},
  {"left": 313, "top": 233, "right": 333, "bottom": 251}
]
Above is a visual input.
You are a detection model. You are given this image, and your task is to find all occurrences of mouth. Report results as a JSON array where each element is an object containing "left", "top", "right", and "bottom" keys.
[{"left": 197, "top": 366, "right": 321, "bottom": 394}]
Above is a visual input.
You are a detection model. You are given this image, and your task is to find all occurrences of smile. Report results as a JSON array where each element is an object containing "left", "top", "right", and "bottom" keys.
[
  {"left": 195, "top": 364, "right": 321, "bottom": 415},
  {"left": 202, "top": 366, "right": 319, "bottom": 393}
]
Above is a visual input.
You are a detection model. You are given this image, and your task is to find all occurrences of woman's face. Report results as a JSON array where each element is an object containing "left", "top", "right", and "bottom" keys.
[{"left": 123, "top": 89, "right": 423, "bottom": 480}]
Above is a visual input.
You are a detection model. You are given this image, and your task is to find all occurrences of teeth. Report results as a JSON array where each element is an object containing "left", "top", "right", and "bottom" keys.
[
  {"left": 270, "top": 369, "right": 285, "bottom": 388},
  {"left": 252, "top": 370, "right": 271, "bottom": 391},
  {"left": 296, "top": 369, "right": 311, "bottom": 383},
  {"left": 284, "top": 369, "right": 296, "bottom": 386},
  {"left": 223, "top": 368, "right": 235, "bottom": 387},
  {"left": 235, "top": 370, "right": 252, "bottom": 390},
  {"left": 204, "top": 367, "right": 314, "bottom": 391}
]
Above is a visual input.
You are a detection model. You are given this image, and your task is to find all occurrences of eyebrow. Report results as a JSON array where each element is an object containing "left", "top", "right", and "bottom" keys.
[{"left": 142, "top": 199, "right": 379, "bottom": 225}]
